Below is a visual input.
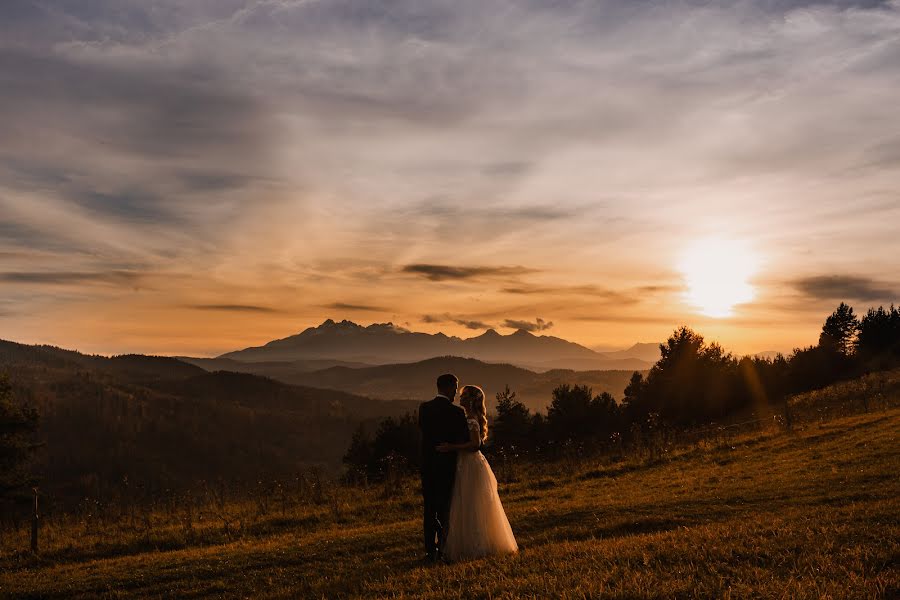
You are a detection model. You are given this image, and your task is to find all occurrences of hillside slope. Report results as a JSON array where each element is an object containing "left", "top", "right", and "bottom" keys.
[
  {"left": 3, "top": 408, "right": 897, "bottom": 598},
  {"left": 0, "top": 339, "right": 416, "bottom": 503}
]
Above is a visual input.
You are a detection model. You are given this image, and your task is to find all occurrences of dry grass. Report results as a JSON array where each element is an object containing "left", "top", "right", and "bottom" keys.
[{"left": 1, "top": 407, "right": 898, "bottom": 599}]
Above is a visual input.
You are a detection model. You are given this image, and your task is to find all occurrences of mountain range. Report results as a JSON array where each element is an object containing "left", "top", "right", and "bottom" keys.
[
  {"left": 181, "top": 355, "right": 641, "bottom": 413},
  {"left": 219, "top": 319, "right": 659, "bottom": 371}
]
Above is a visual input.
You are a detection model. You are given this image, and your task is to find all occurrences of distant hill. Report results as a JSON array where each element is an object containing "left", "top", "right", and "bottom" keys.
[
  {"left": 188, "top": 355, "right": 644, "bottom": 413},
  {"left": 178, "top": 356, "right": 374, "bottom": 375},
  {"left": 218, "top": 319, "right": 654, "bottom": 371},
  {"left": 520, "top": 355, "right": 652, "bottom": 372},
  {"left": 600, "top": 342, "right": 662, "bottom": 363},
  {"left": 0, "top": 339, "right": 415, "bottom": 504}
]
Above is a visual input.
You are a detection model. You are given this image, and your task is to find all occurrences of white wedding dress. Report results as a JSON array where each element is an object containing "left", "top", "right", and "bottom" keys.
[{"left": 443, "top": 418, "right": 518, "bottom": 562}]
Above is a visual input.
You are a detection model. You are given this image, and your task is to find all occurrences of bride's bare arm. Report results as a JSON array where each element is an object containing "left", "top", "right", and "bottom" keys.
[{"left": 436, "top": 425, "right": 480, "bottom": 452}]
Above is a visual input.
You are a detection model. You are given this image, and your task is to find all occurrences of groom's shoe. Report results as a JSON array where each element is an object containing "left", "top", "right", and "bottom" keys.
[{"left": 422, "top": 552, "right": 438, "bottom": 565}]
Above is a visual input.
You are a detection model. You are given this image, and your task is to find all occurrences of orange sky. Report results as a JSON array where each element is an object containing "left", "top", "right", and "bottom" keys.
[{"left": 1, "top": 1, "right": 898, "bottom": 358}]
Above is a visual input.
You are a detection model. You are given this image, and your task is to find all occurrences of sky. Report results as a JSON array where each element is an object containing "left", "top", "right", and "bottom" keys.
[{"left": 1, "top": 0, "right": 899, "bottom": 358}]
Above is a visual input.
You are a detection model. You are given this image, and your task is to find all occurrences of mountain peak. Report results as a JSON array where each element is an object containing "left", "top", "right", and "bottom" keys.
[
  {"left": 221, "top": 319, "right": 605, "bottom": 367},
  {"left": 320, "top": 319, "right": 362, "bottom": 330}
]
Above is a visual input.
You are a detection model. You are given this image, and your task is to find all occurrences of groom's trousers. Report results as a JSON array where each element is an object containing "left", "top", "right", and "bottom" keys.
[{"left": 422, "top": 466, "right": 455, "bottom": 556}]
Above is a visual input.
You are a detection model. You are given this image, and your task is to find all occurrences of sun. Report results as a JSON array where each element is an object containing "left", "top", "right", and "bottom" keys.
[{"left": 678, "top": 236, "right": 759, "bottom": 318}]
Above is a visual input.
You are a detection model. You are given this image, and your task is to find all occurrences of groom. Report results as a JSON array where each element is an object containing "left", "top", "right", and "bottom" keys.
[{"left": 418, "top": 373, "right": 470, "bottom": 562}]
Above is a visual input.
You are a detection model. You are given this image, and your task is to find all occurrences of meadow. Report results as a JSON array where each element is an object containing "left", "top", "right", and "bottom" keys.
[{"left": 1, "top": 381, "right": 898, "bottom": 599}]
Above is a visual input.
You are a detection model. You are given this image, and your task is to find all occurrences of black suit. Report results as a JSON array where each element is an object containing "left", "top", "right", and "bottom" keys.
[{"left": 418, "top": 395, "right": 469, "bottom": 557}]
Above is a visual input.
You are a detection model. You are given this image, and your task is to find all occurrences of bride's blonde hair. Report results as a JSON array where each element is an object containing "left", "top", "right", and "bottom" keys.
[{"left": 460, "top": 385, "right": 488, "bottom": 442}]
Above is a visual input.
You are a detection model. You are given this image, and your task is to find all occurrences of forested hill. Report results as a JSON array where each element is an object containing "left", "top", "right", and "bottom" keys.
[
  {"left": 261, "top": 356, "right": 640, "bottom": 413},
  {"left": 0, "top": 339, "right": 416, "bottom": 504}
]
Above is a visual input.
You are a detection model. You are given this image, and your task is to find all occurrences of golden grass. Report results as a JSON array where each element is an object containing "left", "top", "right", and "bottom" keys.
[{"left": 2, "top": 409, "right": 898, "bottom": 599}]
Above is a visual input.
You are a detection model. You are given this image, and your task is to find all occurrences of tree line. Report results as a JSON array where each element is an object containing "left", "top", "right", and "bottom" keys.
[
  {"left": 343, "top": 302, "right": 900, "bottom": 480},
  {"left": 2, "top": 302, "right": 898, "bottom": 495}
]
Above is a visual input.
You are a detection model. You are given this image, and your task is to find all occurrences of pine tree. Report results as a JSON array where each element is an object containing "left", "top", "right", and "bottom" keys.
[{"left": 819, "top": 302, "right": 859, "bottom": 355}]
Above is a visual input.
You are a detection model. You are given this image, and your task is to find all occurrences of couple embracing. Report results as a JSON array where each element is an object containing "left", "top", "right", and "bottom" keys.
[{"left": 418, "top": 373, "right": 518, "bottom": 563}]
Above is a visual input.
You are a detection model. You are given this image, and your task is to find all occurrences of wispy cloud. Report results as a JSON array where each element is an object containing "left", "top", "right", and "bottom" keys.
[
  {"left": 501, "top": 284, "right": 641, "bottom": 304},
  {"left": 422, "top": 314, "right": 493, "bottom": 330},
  {"left": 793, "top": 275, "right": 896, "bottom": 303},
  {"left": 0, "top": 271, "right": 142, "bottom": 286},
  {"left": 402, "top": 264, "right": 537, "bottom": 282},
  {"left": 502, "top": 317, "right": 553, "bottom": 332},
  {"left": 0, "top": 0, "right": 898, "bottom": 355},
  {"left": 189, "top": 304, "right": 278, "bottom": 313},
  {"left": 324, "top": 302, "right": 387, "bottom": 312}
]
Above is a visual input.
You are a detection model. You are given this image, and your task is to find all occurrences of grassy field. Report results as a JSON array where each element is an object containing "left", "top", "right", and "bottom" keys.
[{"left": 2, "top": 406, "right": 898, "bottom": 598}]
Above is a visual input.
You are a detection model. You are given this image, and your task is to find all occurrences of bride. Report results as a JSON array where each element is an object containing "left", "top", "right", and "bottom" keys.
[{"left": 436, "top": 385, "right": 518, "bottom": 562}]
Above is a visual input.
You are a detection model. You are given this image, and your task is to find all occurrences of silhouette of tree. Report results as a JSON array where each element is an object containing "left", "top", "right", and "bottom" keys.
[
  {"left": 856, "top": 305, "right": 900, "bottom": 363},
  {"left": 546, "top": 384, "right": 620, "bottom": 443},
  {"left": 623, "top": 327, "right": 742, "bottom": 427},
  {"left": 342, "top": 424, "right": 374, "bottom": 481},
  {"left": 371, "top": 413, "right": 420, "bottom": 472},
  {"left": 622, "top": 371, "right": 647, "bottom": 421},
  {"left": 819, "top": 302, "right": 859, "bottom": 356},
  {"left": 492, "top": 386, "right": 532, "bottom": 451},
  {"left": 342, "top": 413, "right": 420, "bottom": 480},
  {"left": 0, "top": 375, "right": 39, "bottom": 498}
]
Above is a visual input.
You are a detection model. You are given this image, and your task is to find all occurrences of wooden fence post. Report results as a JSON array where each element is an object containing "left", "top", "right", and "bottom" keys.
[{"left": 30, "top": 487, "right": 39, "bottom": 554}]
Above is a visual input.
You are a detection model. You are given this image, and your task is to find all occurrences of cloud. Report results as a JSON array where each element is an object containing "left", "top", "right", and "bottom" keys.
[
  {"left": 1, "top": 0, "right": 898, "bottom": 356},
  {"left": 502, "top": 317, "right": 553, "bottom": 332},
  {"left": 570, "top": 314, "right": 678, "bottom": 325},
  {"left": 456, "top": 319, "right": 493, "bottom": 330},
  {"left": 402, "top": 264, "right": 537, "bottom": 281},
  {"left": 422, "top": 314, "right": 493, "bottom": 330},
  {"left": 502, "top": 284, "right": 632, "bottom": 301},
  {"left": 188, "top": 304, "right": 278, "bottom": 313},
  {"left": 0, "top": 271, "right": 142, "bottom": 286},
  {"left": 793, "top": 275, "right": 896, "bottom": 303},
  {"left": 324, "top": 302, "right": 386, "bottom": 312},
  {"left": 501, "top": 284, "right": 675, "bottom": 305},
  {"left": 412, "top": 199, "right": 573, "bottom": 223}
]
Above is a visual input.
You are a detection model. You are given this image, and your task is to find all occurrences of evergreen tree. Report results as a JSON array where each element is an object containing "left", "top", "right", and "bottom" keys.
[
  {"left": 856, "top": 305, "right": 900, "bottom": 360},
  {"left": 819, "top": 302, "right": 858, "bottom": 356},
  {"left": 492, "top": 386, "right": 532, "bottom": 450},
  {"left": 546, "top": 384, "right": 620, "bottom": 442},
  {"left": 342, "top": 424, "right": 374, "bottom": 480}
]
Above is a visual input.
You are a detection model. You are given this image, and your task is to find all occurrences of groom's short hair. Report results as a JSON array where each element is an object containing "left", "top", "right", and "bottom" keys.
[{"left": 436, "top": 373, "right": 458, "bottom": 391}]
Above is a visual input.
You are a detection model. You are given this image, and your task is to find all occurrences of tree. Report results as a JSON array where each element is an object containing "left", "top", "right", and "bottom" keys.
[
  {"left": 0, "top": 375, "right": 39, "bottom": 497},
  {"left": 622, "top": 371, "right": 647, "bottom": 421},
  {"left": 546, "top": 384, "right": 621, "bottom": 443},
  {"left": 342, "top": 424, "right": 374, "bottom": 482},
  {"left": 856, "top": 305, "right": 900, "bottom": 362},
  {"left": 625, "top": 327, "right": 741, "bottom": 426},
  {"left": 786, "top": 343, "right": 853, "bottom": 393},
  {"left": 492, "top": 386, "right": 532, "bottom": 451},
  {"left": 819, "top": 302, "right": 858, "bottom": 356},
  {"left": 342, "top": 413, "right": 420, "bottom": 481},
  {"left": 370, "top": 413, "right": 420, "bottom": 473}
]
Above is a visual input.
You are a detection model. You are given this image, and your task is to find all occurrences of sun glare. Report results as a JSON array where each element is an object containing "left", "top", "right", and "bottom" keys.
[{"left": 678, "top": 236, "right": 759, "bottom": 318}]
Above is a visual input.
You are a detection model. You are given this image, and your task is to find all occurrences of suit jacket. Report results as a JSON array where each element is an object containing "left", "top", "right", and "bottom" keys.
[{"left": 418, "top": 395, "right": 469, "bottom": 481}]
